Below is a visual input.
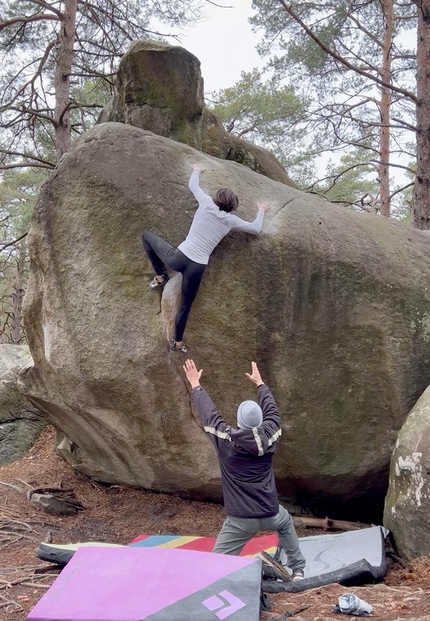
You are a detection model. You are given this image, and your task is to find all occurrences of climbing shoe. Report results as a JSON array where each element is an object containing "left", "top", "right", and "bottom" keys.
[
  {"left": 292, "top": 568, "right": 305, "bottom": 581},
  {"left": 149, "top": 272, "right": 169, "bottom": 289},
  {"left": 170, "top": 339, "right": 188, "bottom": 354}
]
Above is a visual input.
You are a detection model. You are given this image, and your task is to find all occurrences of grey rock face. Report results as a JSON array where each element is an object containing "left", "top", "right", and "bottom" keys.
[
  {"left": 98, "top": 40, "right": 295, "bottom": 187},
  {"left": 18, "top": 123, "right": 430, "bottom": 521},
  {"left": 384, "top": 386, "right": 430, "bottom": 559},
  {"left": 0, "top": 344, "right": 45, "bottom": 465}
]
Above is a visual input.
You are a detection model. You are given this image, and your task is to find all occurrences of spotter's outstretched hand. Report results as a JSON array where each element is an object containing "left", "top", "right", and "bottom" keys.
[
  {"left": 245, "top": 361, "right": 264, "bottom": 387},
  {"left": 183, "top": 359, "right": 203, "bottom": 389}
]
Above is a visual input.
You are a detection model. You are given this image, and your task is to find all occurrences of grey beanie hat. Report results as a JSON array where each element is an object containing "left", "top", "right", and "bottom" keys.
[{"left": 237, "top": 400, "right": 263, "bottom": 429}]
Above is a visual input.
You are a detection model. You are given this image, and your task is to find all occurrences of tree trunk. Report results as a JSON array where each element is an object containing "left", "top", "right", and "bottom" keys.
[
  {"left": 11, "top": 238, "right": 27, "bottom": 343},
  {"left": 292, "top": 516, "right": 371, "bottom": 531},
  {"left": 54, "top": 0, "right": 78, "bottom": 161},
  {"left": 379, "top": 0, "right": 393, "bottom": 218},
  {"left": 412, "top": 1, "right": 430, "bottom": 229}
]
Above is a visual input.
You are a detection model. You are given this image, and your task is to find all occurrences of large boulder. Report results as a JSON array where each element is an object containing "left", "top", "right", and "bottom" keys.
[
  {"left": 98, "top": 40, "right": 295, "bottom": 187},
  {"left": 0, "top": 344, "right": 45, "bottom": 465},
  {"left": 383, "top": 386, "right": 430, "bottom": 560},
  {"left": 18, "top": 122, "right": 430, "bottom": 521}
]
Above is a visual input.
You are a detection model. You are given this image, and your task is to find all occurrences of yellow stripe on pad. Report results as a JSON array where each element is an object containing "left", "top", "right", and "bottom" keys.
[
  {"left": 244, "top": 546, "right": 277, "bottom": 557},
  {"left": 157, "top": 536, "right": 200, "bottom": 548}
]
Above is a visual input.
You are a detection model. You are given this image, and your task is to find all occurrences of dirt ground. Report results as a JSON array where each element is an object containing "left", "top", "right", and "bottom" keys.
[{"left": 1, "top": 426, "right": 429, "bottom": 621}]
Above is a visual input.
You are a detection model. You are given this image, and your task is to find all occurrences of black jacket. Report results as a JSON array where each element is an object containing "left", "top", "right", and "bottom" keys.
[{"left": 192, "top": 384, "right": 282, "bottom": 519}]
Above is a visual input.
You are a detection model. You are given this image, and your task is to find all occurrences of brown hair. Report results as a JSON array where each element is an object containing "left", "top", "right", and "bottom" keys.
[{"left": 213, "top": 188, "right": 239, "bottom": 213}]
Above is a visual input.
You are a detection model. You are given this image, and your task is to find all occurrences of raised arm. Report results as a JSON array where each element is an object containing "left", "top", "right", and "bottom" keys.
[
  {"left": 228, "top": 362, "right": 281, "bottom": 456},
  {"left": 246, "top": 361, "right": 280, "bottom": 428},
  {"left": 183, "top": 359, "right": 231, "bottom": 451},
  {"left": 188, "top": 164, "right": 208, "bottom": 202},
  {"left": 229, "top": 202, "right": 270, "bottom": 234}
]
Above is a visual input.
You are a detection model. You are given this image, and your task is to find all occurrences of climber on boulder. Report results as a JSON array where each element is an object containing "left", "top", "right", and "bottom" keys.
[{"left": 142, "top": 164, "right": 270, "bottom": 353}]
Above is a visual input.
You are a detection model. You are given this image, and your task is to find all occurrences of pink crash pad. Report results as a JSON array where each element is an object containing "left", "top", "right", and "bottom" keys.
[{"left": 27, "top": 546, "right": 262, "bottom": 621}]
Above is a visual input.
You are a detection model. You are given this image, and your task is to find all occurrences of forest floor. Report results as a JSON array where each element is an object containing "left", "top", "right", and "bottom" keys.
[{"left": 1, "top": 426, "right": 430, "bottom": 621}]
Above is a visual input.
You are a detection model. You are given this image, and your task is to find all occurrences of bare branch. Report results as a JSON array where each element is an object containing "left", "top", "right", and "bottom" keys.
[
  {"left": 0, "top": 233, "right": 28, "bottom": 251},
  {"left": 391, "top": 116, "right": 417, "bottom": 132},
  {"left": 25, "top": 0, "right": 64, "bottom": 19},
  {"left": 0, "top": 39, "right": 58, "bottom": 113},
  {"left": 204, "top": 0, "right": 233, "bottom": 6},
  {"left": 347, "top": 13, "right": 384, "bottom": 49},
  {"left": 0, "top": 149, "right": 54, "bottom": 167},
  {"left": 389, "top": 182, "right": 414, "bottom": 200},
  {"left": 371, "top": 160, "right": 416, "bottom": 174},
  {"left": 0, "top": 14, "right": 59, "bottom": 32},
  {"left": 305, "top": 161, "right": 376, "bottom": 193},
  {"left": 276, "top": 0, "right": 418, "bottom": 104}
]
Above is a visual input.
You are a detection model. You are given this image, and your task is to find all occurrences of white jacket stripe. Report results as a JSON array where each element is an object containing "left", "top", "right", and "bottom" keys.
[
  {"left": 253, "top": 427, "right": 264, "bottom": 456},
  {"left": 204, "top": 426, "right": 232, "bottom": 441},
  {"left": 268, "top": 429, "right": 282, "bottom": 446}
]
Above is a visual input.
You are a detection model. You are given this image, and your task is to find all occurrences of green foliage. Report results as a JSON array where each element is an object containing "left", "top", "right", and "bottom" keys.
[
  {"left": 310, "top": 147, "right": 415, "bottom": 221},
  {"left": 70, "top": 80, "right": 113, "bottom": 135},
  {"left": 0, "top": 168, "right": 46, "bottom": 239},
  {"left": 311, "top": 150, "right": 379, "bottom": 207},
  {"left": 0, "top": 167, "right": 48, "bottom": 343},
  {"left": 390, "top": 146, "right": 416, "bottom": 223},
  {"left": 212, "top": 68, "right": 305, "bottom": 137},
  {"left": 209, "top": 68, "right": 317, "bottom": 185}
]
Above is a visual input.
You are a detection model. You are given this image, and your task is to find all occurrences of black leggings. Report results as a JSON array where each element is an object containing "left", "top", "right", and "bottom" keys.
[{"left": 142, "top": 231, "right": 206, "bottom": 342}]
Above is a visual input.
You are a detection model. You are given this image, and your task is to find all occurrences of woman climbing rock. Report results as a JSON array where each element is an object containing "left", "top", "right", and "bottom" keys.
[{"left": 142, "top": 164, "right": 270, "bottom": 353}]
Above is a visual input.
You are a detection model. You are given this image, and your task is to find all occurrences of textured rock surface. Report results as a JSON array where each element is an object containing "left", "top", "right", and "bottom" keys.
[
  {"left": 384, "top": 386, "right": 430, "bottom": 559},
  {"left": 0, "top": 344, "right": 45, "bottom": 465},
  {"left": 99, "top": 40, "right": 295, "bottom": 187},
  {"left": 18, "top": 122, "right": 430, "bottom": 521}
]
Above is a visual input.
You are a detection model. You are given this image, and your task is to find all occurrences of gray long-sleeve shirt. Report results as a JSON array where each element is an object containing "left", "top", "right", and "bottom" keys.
[
  {"left": 192, "top": 384, "right": 282, "bottom": 519},
  {"left": 178, "top": 170, "right": 265, "bottom": 265}
]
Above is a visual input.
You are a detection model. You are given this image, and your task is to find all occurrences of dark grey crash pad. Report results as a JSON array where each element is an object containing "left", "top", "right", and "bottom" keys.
[
  {"left": 37, "top": 542, "right": 124, "bottom": 564},
  {"left": 264, "top": 526, "right": 387, "bottom": 593}
]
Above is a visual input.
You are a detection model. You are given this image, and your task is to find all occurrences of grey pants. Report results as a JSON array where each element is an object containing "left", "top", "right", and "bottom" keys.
[{"left": 212, "top": 505, "right": 306, "bottom": 571}]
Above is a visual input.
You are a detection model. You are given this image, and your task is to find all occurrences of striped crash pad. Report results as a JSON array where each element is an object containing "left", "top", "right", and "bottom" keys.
[
  {"left": 36, "top": 534, "right": 277, "bottom": 564},
  {"left": 129, "top": 533, "right": 278, "bottom": 556}
]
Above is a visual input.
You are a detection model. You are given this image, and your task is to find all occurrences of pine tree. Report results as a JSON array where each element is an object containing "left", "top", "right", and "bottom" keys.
[
  {"left": 250, "top": 0, "right": 418, "bottom": 221},
  {"left": 0, "top": 0, "right": 205, "bottom": 166}
]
